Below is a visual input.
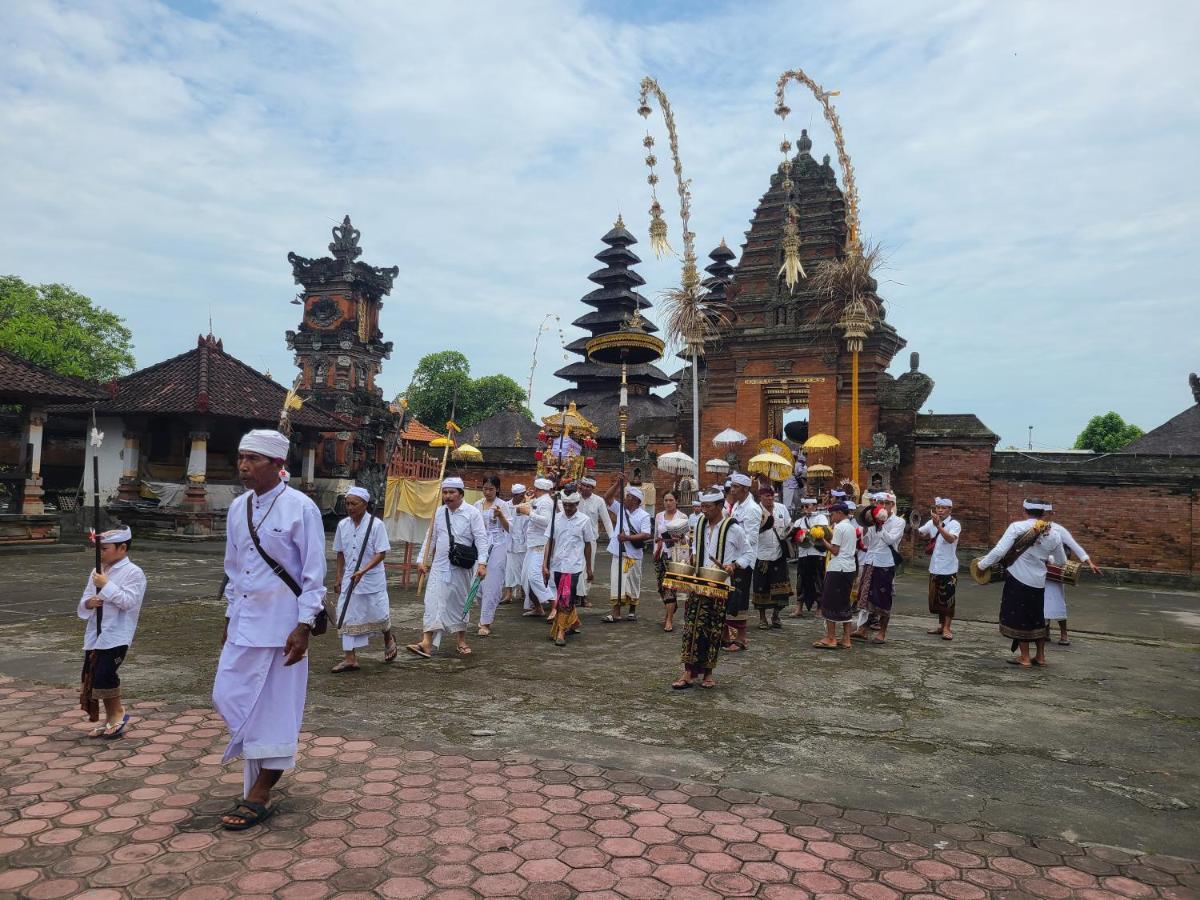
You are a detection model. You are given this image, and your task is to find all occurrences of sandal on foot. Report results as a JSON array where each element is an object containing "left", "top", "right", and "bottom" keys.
[
  {"left": 1057, "top": 639, "right": 1071, "bottom": 646},
  {"left": 870, "top": 637, "right": 887, "bottom": 645},
  {"left": 700, "top": 679, "right": 716, "bottom": 689},
  {"left": 625, "top": 613, "right": 638, "bottom": 622},
  {"left": 758, "top": 622, "right": 772, "bottom": 630},
  {"left": 476, "top": 626, "right": 491, "bottom": 637},
  {"left": 456, "top": 645, "right": 472, "bottom": 656},
  {"left": 1006, "top": 658, "right": 1032, "bottom": 668},
  {"left": 1032, "top": 658, "right": 1048, "bottom": 667},
  {"left": 521, "top": 610, "right": 540, "bottom": 617},
  {"left": 942, "top": 633, "right": 953, "bottom": 641},
  {"left": 88, "top": 723, "right": 108, "bottom": 739},
  {"left": 601, "top": 614, "right": 618, "bottom": 623},
  {"left": 221, "top": 799, "right": 275, "bottom": 831},
  {"left": 406, "top": 644, "right": 431, "bottom": 659},
  {"left": 103, "top": 713, "right": 130, "bottom": 739},
  {"left": 671, "top": 680, "right": 693, "bottom": 690},
  {"left": 383, "top": 641, "right": 399, "bottom": 662},
  {"left": 812, "top": 640, "right": 839, "bottom": 650},
  {"left": 554, "top": 637, "right": 566, "bottom": 647},
  {"left": 330, "top": 662, "right": 361, "bottom": 674}
]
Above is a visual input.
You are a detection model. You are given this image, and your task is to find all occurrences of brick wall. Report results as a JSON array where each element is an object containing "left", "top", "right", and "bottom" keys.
[{"left": 911, "top": 444, "right": 995, "bottom": 553}]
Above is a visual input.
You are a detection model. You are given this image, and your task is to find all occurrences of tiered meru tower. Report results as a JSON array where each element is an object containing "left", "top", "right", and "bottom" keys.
[
  {"left": 286, "top": 216, "right": 399, "bottom": 479},
  {"left": 697, "top": 130, "right": 922, "bottom": 481},
  {"left": 546, "top": 216, "right": 676, "bottom": 441}
]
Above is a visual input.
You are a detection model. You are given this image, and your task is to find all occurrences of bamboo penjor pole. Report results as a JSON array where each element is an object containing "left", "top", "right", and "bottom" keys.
[{"left": 416, "top": 393, "right": 459, "bottom": 596}]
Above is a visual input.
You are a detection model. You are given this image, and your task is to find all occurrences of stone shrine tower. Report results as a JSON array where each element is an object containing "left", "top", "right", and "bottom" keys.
[{"left": 286, "top": 216, "right": 399, "bottom": 479}]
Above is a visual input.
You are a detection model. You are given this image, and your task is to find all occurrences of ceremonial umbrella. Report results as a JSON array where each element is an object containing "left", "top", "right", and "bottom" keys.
[
  {"left": 713, "top": 428, "right": 748, "bottom": 447},
  {"left": 758, "top": 438, "right": 795, "bottom": 466},
  {"left": 803, "top": 433, "right": 840, "bottom": 451},
  {"left": 656, "top": 450, "right": 696, "bottom": 476},
  {"left": 747, "top": 451, "right": 792, "bottom": 483},
  {"left": 452, "top": 443, "right": 483, "bottom": 462},
  {"left": 705, "top": 458, "right": 731, "bottom": 475},
  {"left": 806, "top": 463, "right": 834, "bottom": 477},
  {"left": 429, "top": 436, "right": 456, "bottom": 449}
]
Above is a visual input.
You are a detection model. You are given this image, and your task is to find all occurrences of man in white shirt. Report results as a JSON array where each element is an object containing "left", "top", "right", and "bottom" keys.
[
  {"left": 331, "top": 486, "right": 394, "bottom": 673},
  {"left": 917, "top": 497, "right": 961, "bottom": 640},
  {"left": 503, "top": 484, "right": 529, "bottom": 606},
  {"left": 518, "top": 478, "right": 558, "bottom": 618},
  {"left": 1043, "top": 505, "right": 1100, "bottom": 646},
  {"left": 411, "top": 476, "right": 489, "bottom": 659},
  {"left": 602, "top": 481, "right": 653, "bottom": 622},
  {"left": 813, "top": 502, "right": 858, "bottom": 649},
  {"left": 78, "top": 526, "right": 146, "bottom": 739},
  {"left": 975, "top": 499, "right": 1064, "bottom": 668},
  {"left": 851, "top": 491, "right": 906, "bottom": 644},
  {"left": 542, "top": 490, "right": 596, "bottom": 646},
  {"left": 791, "top": 498, "right": 829, "bottom": 618},
  {"left": 752, "top": 485, "right": 792, "bottom": 630},
  {"left": 215, "top": 429, "right": 327, "bottom": 831},
  {"left": 673, "top": 488, "right": 754, "bottom": 690},
  {"left": 725, "top": 472, "right": 761, "bottom": 651},
  {"left": 575, "top": 477, "right": 613, "bottom": 606}
]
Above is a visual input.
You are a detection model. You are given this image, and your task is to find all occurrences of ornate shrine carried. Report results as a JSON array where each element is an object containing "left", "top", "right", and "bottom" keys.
[{"left": 535, "top": 401, "right": 599, "bottom": 486}]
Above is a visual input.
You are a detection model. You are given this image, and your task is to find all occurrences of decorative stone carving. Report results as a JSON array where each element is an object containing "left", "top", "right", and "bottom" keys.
[{"left": 860, "top": 432, "right": 900, "bottom": 492}]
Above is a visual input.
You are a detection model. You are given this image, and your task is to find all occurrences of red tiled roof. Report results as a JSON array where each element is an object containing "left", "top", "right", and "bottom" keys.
[
  {"left": 400, "top": 418, "right": 441, "bottom": 443},
  {"left": 67, "top": 335, "right": 350, "bottom": 431},
  {"left": 0, "top": 348, "right": 106, "bottom": 404}
]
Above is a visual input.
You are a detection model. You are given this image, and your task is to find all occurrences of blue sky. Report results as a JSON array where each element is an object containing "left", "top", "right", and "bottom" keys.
[{"left": 1, "top": 0, "right": 1197, "bottom": 449}]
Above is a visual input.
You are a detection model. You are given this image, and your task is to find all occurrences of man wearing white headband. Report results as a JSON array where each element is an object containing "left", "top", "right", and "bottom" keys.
[
  {"left": 517, "top": 477, "right": 558, "bottom": 618},
  {"left": 410, "top": 476, "right": 489, "bottom": 659},
  {"left": 474, "top": 475, "right": 512, "bottom": 638},
  {"left": 215, "top": 428, "right": 327, "bottom": 830},
  {"left": 850, "top": 489, "right": 906, "bottom": 645},
  {"left": 503, "top": 484, "right": 529, "bottom": 607},
  {"left": 918, "top": 497, "right": 962, "bottom": 640},
  {"left": 574, "top": 477, "right": 613, "bottom": 605},
  {"left": 790, "top": 498, "right": 829, "bottom": 618},
  {"left": 542, "top": 490, "right": 596, "bottom": 646},
  {"left": 602, "top": 478, "right": 653, "bottom": 622},
  {"left": 331, "top": 486, "right": 394, "bottom": 673},
  {"left": 1042, "top": 504, "right": 1100, "bottom": 647},
  {"left": 975, "top": 499, "right": 1063, "bottom": 668},
  {"left": 77, "top": 526, "right": 145, "bottom": 739},
  {"left": 723, "top": 472, "right": 761, "bottom": 651}
]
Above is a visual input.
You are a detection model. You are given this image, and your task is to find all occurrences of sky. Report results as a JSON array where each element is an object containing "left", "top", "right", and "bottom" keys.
[{"left": 1, "top": 0, "right": 1197, "bottom": 450}]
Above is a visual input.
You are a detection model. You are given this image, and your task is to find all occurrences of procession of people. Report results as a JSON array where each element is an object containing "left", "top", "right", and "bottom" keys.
[{"left": 69, "top": 422, "right": 1100, "bottom": 833}]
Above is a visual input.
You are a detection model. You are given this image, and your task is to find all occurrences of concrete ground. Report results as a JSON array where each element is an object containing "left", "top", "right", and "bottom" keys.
[{"left": 0, "top": 542, "right": 1197, "bottom": 897}]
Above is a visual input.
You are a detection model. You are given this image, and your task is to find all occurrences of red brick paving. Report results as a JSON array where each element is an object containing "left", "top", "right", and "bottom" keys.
[{"left": 0, "top": 678, "right": 1196, "bottom": 899}]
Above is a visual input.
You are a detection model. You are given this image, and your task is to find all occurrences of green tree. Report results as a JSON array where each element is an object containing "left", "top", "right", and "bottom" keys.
[
  {"left": 403, "top": 351, "right": 532, "bottom": 430},
  {"left": 1073, "top": 412, "right": 1144, "bottom": 452},
  {"left": 0, "top": 276, "right": 135, "bottom": 381}
]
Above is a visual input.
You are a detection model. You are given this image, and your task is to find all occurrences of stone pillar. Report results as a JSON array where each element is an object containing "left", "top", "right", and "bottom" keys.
[
  {"left": 117, "top": 430, "right": 141, "bottom": 502},
  {"left": 301, "top": 438, "right": 317, "bottom": 495},
  {"left": 182, "top": 430, "right": 209, "bottom": 511},
  {"left": 20, "top": 408, "right": 47, "bottom": 515}
]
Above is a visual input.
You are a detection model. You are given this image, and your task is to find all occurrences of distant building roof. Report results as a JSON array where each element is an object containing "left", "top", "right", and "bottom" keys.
[
  {"left": 400, "top": 418, "right": 441, "bottom": 443},
  {"left": 914, "top": 413, "right": 999, "bottom": 445},
  {"left": 56, "top": 335, "right": 349, "bottom": 430},
  {"left": 1123, "top": 405, "right": 1200, "bottom": 455},
  {"left": 467, "top": 408, "right": 541, "bottom": 448},
  {"left": 0, "top": 348, "right": 106, "bottom": 405}
]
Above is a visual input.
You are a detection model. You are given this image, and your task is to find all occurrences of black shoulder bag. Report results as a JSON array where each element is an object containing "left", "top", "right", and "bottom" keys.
[
  {"left": 245, "top": 494, "right": 329, "bottom": 635},
  {"left": 336, "top": 515, "right": 375, "bottom": 629},
  {"left": 445, "top": 506, "right": 479, "bottom": 569}
]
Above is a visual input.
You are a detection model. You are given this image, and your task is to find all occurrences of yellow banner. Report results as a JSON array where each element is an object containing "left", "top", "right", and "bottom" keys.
[{"left": 384, "top": 477, "right": 441, "bottom": 519}]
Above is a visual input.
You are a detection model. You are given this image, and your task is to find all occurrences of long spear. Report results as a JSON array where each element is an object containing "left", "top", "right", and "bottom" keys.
[{"left": 89, "top": 411, "right": 104, "bottom": 636}]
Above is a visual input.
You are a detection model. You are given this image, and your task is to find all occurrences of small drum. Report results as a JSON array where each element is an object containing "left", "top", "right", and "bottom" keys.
[{"left": 1045, "top": 560, "right": 1081, "bottom": 586}]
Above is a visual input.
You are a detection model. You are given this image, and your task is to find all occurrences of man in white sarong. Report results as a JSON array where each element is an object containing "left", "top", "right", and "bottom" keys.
[
  {"left": 602, "top": 482, "right": 653, "bottom": 623},
  {"left": 575, "top": 476, "right": 613, "bottom": 606},
  {"left": 331, "top": 486, "right": 395, "bottom": 673},
  {"left": 410, "top": 477, "right": 488, "bottom": 658},
  {"left": 503, "top": 484, "right": 529, "bottom": 605},
  {"left": 214, "top": 429, "right": 326, "bottom": 831},
  {"left": 519, "top": 477, "right": 557, "bottom": 617}
]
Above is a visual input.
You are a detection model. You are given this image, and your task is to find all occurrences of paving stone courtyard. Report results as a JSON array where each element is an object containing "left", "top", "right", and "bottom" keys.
[{"left": 0, "top": 544, "right": 1197, "bottom": 898}]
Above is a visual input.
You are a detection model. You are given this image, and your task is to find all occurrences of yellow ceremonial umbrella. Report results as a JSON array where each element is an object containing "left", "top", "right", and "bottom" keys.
[
  {"left": 429, "top": 436, "right": 456, "bottom": 449},
  {"left": 803, "top": 433, "right": 840, "bottom": 451},
  {"left": 758, "top": 438, "right": 794, "bottom": 466},
  {"left": 747, "top": 451, "right": 792, "bottom": 482},
  {"left": 452, "top": 443, "right": 483, "bottom": 462}
]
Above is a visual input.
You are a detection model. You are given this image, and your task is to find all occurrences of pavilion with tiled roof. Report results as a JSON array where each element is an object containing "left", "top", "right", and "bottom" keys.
[
  {"left": 0, "top": 348, "right": 105, "bottom": 543},
  {"left": 60, "top": 334, "right": 352, "bottom": 539}
]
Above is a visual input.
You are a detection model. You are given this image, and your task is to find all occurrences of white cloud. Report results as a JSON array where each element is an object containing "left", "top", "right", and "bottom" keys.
[{"left": 0, "top": 0, "right": 1196, "bottom": 447}]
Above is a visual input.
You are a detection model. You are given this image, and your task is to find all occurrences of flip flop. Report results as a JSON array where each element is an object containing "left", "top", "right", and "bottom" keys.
[
  {"left": 700, "top": 680, "right": 716, "bottom": 689},
  {"left": 663, "top": 625, "right": 674, "bottom": 633},
  {"left": 671, "top": 680, "right": 693, "bottom": 690},
  {"left": 1006, "top": 658, "right": 1032, "bottom": 668},
  {"left": 1032, "top": 658, "right": 1048, "bottom": 667},
  {"left": 870, "top": 637, "right": 887, "bottom": 645},
  {"left": 456, "top": 645, "right": 472, "bottom": 656},
  {"left": 406, "top": 644, "right": 431, "bottom": 659},
  {"left": 221, "top": 799, "right": 275, "bottom": 831},
  {"left": 88, "top": 724, "right": 108, "bottom": 739},
  {"left": 521, "top": 610, "right": 540, "bottom": 617},
  {"left": 812, "top": 641, "right": 839, "bottom": 650},
  {"left": 383, "top": 641, "right": 399, "bottom": 662},
  {"left": 942, "top": 633, "right": 953, "bottom": 641},
  {"left": 601, "top": 615, "right": 618, "bottom": 623},
  {"left": 476, "top": 627, "right": 492, "bottom": 637},
  {"left": 1057, "top": 639, "right": 1071, "bottom": 646},
  {"left": 330, "top": 662, "right": 360, "bottom": 674},
  {"left": 103, "top": 713, "right": 130, "bottom": 739}
]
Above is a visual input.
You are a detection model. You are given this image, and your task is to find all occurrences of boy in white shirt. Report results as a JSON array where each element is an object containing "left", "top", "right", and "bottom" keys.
[
  {"left": 917, "top": 498, "right": 961, "bottom": 640},
  {"left": 78, "top": 526, "right": 147, "bottom": 739},
  {"left": 812, "top": 503, "right": 857, "bottom": 650}
]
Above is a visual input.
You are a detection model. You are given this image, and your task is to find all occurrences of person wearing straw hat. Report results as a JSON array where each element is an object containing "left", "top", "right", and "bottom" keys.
[
  {"left": 502, "top": 483, "right": 529, "bottom": 607},
  {"left": 542, "top": 489, "right": 595, "bottom": 646},
  {"left": 975, "top": 499, "right": 1063, "bottom": 668},
  {"left": 917, "top": 497, "right": 961, "bottom": 641},
  {"left": 77, "top": 525, "right": 146, "bottom": 740},
  {"left": 602, "top": 480, "right": 653, "bottom": 622},
  {"left": 518, "top": 477, "right": 558, "bottom": 618},
  {"left": 575, "top": 477, "right": 612, "bottom": 606},
  {"left": 672, "top": 488, "right": 753, "bottom": 690},
  {"left": 410, "top": 476, "right": 489, "bottom": 659},
  {"left": 214, "top": 428, "right": 327, "bottom": 831},
  {"left": 331, "top": 486, "right": 394, "bottom": 673},
  {"left": 474, "top": 475, "right": 511, "bottom": 638},
  {"left": 790, "top": 497, "right": 829, "bottom": 618}
]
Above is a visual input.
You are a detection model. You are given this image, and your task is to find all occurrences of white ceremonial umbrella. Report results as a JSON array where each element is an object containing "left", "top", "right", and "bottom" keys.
[
  {"left": 712, "top": 428, "right": 748, "bottom": 447},
  {"left": 656, "top": 450, "right": 697, "bottom": 476},
  {"left": 705, "top": 458, "right": 731, "bottom": 475}
]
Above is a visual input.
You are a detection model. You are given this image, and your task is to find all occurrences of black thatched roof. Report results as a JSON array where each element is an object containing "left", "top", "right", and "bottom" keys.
[
  {"left": 1124, "top": 405, "right": 1200, "bottom": 455},
  {"left": 466, "top": 408, "right": 541, "bottom": 449},
  {"left": 914, "top": 414, "right": 998, "bottom": 445}
]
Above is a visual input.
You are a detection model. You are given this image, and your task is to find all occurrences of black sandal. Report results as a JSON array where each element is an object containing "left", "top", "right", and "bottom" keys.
[{"left": 221, "top": 799, "right": 275, "bottom": 831}]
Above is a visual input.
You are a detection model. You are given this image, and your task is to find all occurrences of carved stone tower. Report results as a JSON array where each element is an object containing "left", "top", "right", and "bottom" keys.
[{"left": 286, "top": 216, "right": 399, "bottom": 479}]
